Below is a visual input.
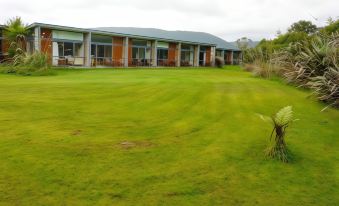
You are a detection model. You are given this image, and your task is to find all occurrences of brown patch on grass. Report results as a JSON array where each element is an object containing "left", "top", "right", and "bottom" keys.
[
  {"left": 118, "top": 141, "right": 154, "bottom": 150},
  {"left": 243, "top": 64, "right": 256, "bottom": 72},
  {"left": 71, "top": 130, "right": 82, "bottom": 136},
  {"left": 165, "top": 189, "right": 205, "bottom": 197}
]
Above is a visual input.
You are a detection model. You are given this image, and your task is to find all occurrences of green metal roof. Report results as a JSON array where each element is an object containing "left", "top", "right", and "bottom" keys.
[
  {"left": 28, "top": 23, "right": 240, "bottom": 51},
  {"left": 92, "top": 27, "right": 240, "bottom": 51}
]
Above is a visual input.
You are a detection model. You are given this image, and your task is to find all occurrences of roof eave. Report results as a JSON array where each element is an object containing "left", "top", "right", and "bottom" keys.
[{"left": 28, "top": 22, "right": 217, "bottom": 47}]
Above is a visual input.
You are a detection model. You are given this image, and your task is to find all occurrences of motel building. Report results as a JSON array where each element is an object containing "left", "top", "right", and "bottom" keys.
[{"left": 0, "top": 23, "right": 242, "bottom": 67}]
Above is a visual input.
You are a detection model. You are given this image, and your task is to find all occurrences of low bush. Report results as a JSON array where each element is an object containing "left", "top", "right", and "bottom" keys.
[
  {"left": 273, "top": 33, "right": 339, "bottom": 107},
  {"left": 215, "top": 57, "right": 224, "bottom": 68},
  {"left": 1, "top": 52, "right": 53, "bottom": 76},
  {"left": 275, "top": 34, "right": 338, "bottom": 83},
  {"left": 308, "top": 68, "right": 339, "bottom": 108},
  {"left": 243, "top": 47, "right": 280, "bottom": 79}
]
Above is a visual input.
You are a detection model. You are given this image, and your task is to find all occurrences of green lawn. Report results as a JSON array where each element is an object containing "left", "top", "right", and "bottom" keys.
[{"left": 0, "top": 66, "right": 338, "bottom": 206}]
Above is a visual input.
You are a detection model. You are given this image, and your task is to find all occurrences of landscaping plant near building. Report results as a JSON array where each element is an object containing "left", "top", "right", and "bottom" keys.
[
  {"left": 1, "top": 51, "right": 51, "bottom": 75},
  {"left": 215, "top": 57, "right": 224, "bottom": 68},
  {"left": 1, "top": 17, "right": 51, "bottom": 75},
  {"left": 3, "top": 17, "right": 28, "bottom": 58}
]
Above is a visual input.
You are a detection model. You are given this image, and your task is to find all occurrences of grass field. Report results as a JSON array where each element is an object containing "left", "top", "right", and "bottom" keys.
[{"left": 0, "top": 66, "right": 338, "bottom": 205}]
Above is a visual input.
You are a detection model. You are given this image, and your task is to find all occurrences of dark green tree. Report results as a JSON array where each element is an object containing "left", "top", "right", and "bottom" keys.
[{"left": 288, "top": 20, "right": 317, "bottom": 34}]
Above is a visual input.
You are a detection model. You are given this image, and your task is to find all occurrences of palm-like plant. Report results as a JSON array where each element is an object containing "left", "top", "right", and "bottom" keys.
[
  {"left": 3, "top": 17, "right": 28, "bottom": 58},
  {"left": 260, "top": 106, "right": 297, "bottom": 162}
]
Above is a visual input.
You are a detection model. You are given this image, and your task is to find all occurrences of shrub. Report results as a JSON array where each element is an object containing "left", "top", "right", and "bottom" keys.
[
  {"left": 320, "top": 19, "right": 339, "bottom": 35},
  {"left": 251, "top": 61, "right": 272, "bottom": 78},
  {"left": 243, "top": 47, "right": 271, "bottom": 64},
  {"left": 243, "top": 47, "right": 279, "bottom": 78},
  {"left": 308, "top": 68, "right": 339, "bottom": 109},
  {"left": 22, "top": 52, "right": 50, "bottom": 70},
  {"left": 272, "top": 33, "right": 339, "bottom": 108},
  {"left": 1, "top": 52, "right": 52, "bottom": 76},
  {"left": 215, "top": 57, "right": 224, "bottom": 68},
  {"left": 243, "top": 64, "right": 256, "bottom": 72},
  {"left": 274, "top": 33, "right": 338, "bottom": 83}
]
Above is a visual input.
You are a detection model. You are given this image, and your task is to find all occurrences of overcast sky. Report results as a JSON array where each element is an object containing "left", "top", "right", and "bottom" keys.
[{"left": 0, "top": 0, "right": 338, "bottom": 41}]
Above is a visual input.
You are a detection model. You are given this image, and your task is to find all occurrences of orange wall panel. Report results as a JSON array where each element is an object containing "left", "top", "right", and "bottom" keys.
[
  {"left": 40, "top": 28, "right": 52, "bottom": 64},
  {"left": 112, "top": 37, "right": 123, "bottom": 66},
  {"left": 206, "top": 47, "right": 211, "bottom": 65},
  {"left": 128, "top": 39, "right": 133, "bottom": 66},
  {"left": 168, "top": 43, "right": 177, "bottom": 65}
]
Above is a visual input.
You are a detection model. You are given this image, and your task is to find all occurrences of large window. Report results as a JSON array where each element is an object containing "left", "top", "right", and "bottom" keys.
[
  {"left": 51, "top": 30, "right": 84, "bottom": 66},
  {"left": 157, "top": 48, "right": 169, "bottom": 66},
  {"left": 56, "top": 42, "right": 83, "bottom": 57},
  {"left": 132, "top": 47, "right": 146, "bottom": 59},
  {"left": 58, "top": 42, "right": 64, "bottom": 57},
  {"left": 91, "top": 44, "right": 113, "bottom": 66},
  {"left": 64, "top": 42, "right": 74, "bottom": 56},
  {"left": 52, "top": 41, "right": 84, "bottom": 66},
  {"left": 91, "top": 44, "right": 112, "bottom": 58},
  {"left": 97, "top": 45, "right": 105, "bottom": 58},
  {"left": 157, "top": 49, "right": 168, "bottom": 60},
  {"left": 131, "top": 40, "right": 151, "bottom": 60},
  {"left": 91, "top": 34, "right": 113, "bottom": 66},
  {"left": 91, "top": 44, "right": 96, "bottom": 57},
  {"left": 131, "top": 39, "right": 152, "bottom": 66},
  {"left": 181, "top": 44, "right": 194, "bottom": 66}
]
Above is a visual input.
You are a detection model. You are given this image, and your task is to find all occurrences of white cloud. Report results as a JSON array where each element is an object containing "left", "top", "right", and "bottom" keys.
[{"left": 0, "top": 0, "right": 338, "bottom": 41}]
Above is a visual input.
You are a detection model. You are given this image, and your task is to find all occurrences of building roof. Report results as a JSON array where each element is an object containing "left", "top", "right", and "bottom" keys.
[
  {"left": 92, "top": 27, "right": 240, "bottom": 51},
  {"left": 28, "top": 23, "right": 240, "bottom": 51}
]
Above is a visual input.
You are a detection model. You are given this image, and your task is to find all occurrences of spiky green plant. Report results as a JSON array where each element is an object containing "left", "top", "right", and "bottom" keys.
[
  {"left": 260, "top": 106, "right": 296, "bottom": 162},
  {"left": 3, "top": 17, "right": 28, "bottom": 59},
  {"left": 274, "top": 33, "right": 338, "bottom": 85},
  {"left": 308, "top": 68, "right": 339, "bottom": 109}
]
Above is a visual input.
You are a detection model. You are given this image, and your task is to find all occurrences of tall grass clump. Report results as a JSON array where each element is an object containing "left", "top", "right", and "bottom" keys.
[
  {"left": 17, "top": 52, "right": 51, "bottom": 75},
  {"left": 243, "top": 47, "right": 274, "bottom": 78},
  {"left": 1, "top": 52, "right": 52, "bottom": 76},
  {"left": 308, "top": 68, "right": 339, "bottom": 109}
]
